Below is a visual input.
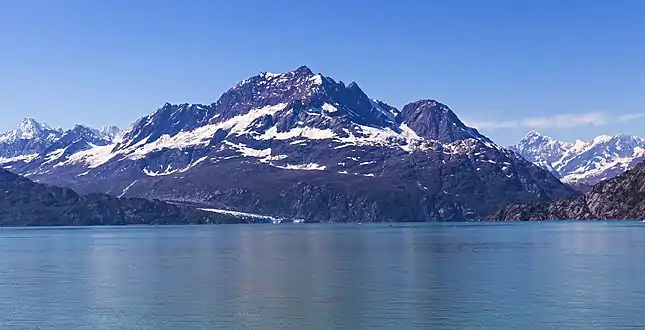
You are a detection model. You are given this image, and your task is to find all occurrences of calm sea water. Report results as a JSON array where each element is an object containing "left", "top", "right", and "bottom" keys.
[{"left": 0, "top": 222, "right": 644, "bottom": 329}]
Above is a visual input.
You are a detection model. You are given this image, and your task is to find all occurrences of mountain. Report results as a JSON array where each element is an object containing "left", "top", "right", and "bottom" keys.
[
  {"left": 0, "top": 118, "right": 62, "bottom": 159},
  {"left": 1, "top": 66, "right": 575, "bottom": 222},
  {"left": 510, "top": 131, "right": 645, "bottom": 186},
  {"left": 0, "top": 121, "right": 123, "bottom": 175},
  {"left": 486, "top": 160, "right": 645, "bottom": 221},
  {"left": 100, "top": 126, "right": 123, "bottom": 141},
  {"left": 0, "top": 168, "right": 249, "bottom": 226},
  {"left": 44, "top": 125, "right": 114, "bottom": 155}
]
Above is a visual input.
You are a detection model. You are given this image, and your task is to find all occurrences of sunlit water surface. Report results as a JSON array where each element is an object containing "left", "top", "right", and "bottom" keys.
[{"left": 0, "top": 222, "right": 644, "bottom": 329}]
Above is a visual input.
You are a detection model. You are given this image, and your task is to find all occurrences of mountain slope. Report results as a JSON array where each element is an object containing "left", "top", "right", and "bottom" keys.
[
  {"left": 510, "top": 131, "right": 645, "bottom": 186},
  {"left": 0, "top": 168, "right": 250, "bottom": 226},
  {"left": 1, "top": 66, "right": 575, "bottom": 221},
  {"left": 486, "top": 160, "right": 645, "bottom": 221}
]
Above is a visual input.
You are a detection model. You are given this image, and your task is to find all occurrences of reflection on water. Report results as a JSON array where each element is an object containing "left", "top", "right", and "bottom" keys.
[{"left": 0, "top": 222, "right": 644, "bottom": 329}]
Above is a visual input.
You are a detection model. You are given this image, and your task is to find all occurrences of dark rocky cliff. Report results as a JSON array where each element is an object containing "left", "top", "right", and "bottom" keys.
[{"left": 486, "top": 161, "right": 645, "bottom": 221}]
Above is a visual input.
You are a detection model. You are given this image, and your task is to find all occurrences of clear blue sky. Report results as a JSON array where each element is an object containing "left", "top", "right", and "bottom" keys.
[{"left": 2, "top": 0, "right": 643, "bottom": 145}]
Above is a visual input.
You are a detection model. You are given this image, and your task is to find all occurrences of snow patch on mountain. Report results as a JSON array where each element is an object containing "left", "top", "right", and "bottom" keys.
[
  {"left": 143, "top": 156, "right": 209, "bottom": 177},
  {"left": 258, "top": 126, "right": 337, "bottom": 140},
  {"left": 55, "top": 144, "right": 119, "bottom": 169},
  {"left": 321, "top": 103, "right": 338, "bottom": 113},
  {"left": 0, "top": 153, "right": 40, "bottom": 165},
  {"left": 399, "top": 123, "right": 422, "bottom": 140},
  {"left": 269, "top": 163, "right": 327, "bottom": 171},
  {"left": 118, "top": 180, "right": 138, "bottom": 198},
  {"left": 42, "top": 148, "right": 68, "bottom": 164},
  {"left": 309, "top": 74, "right": 324, "bottom": 85},
  {"left": 222, "top": 141, "right": 272, "bottom": 158},
  {"left": 127, "top": 103, "right": 289, "bottom": 157}
]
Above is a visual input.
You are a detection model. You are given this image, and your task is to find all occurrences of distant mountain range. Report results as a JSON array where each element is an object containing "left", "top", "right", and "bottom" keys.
[
  {"left": 510, "top": 131, "right": 645, "bottom": 187},
  {"left": 0, "top": 66, "right": 575, "bottom": 222},
  {"left": 0, "top": 118, "right": 123, "bottom": 161}
]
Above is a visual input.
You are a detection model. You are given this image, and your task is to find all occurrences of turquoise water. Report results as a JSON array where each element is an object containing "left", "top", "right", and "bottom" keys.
[{"left": 0, "top": 222, "right": 644, "bottom": 329}]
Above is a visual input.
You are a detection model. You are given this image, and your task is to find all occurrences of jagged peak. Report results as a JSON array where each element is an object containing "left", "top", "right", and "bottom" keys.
[
  {"left": 524, "top": 130, "right": 542, "bottom": 139},
  {"left": 518, "top": 130, "right": 561, "bottom": 144},
  {"left": 100, "top": 125, "right": 121, "bottom": 134},
  {"left": 257, "top": 65, "right": 315, "bottom": 80},
  {"left": 72, "top": 124, "right": 92, "bottom": 130},
  {"left": 216, "top": 66, "right": 343, "bottom": 113},
  {"left": 0, "top": 117, "right": 60, "bottom": 142},
  {"left": 21, "top": 117, "right": 38, "bottom": 124},
  {"left": 19, "top": 117, "right": 53, "bottom": 131},
  {"left": 55, "top": 124, "right": 100, "bottom": 140},
  {"left": 147, "top": 102, "right": 206, "bottom": 118},
  {"left": 293, "top": 65, "right": 313, "bottom": 76},
  {"left": 229, "top": 65, "right": 323, "bottom": 93},
  {"left": 259, "top": 71, "right": 281, "bottom": 79}
]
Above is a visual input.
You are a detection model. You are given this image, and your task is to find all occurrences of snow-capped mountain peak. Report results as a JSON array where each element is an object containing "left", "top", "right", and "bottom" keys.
[
  {"left": 512, "top": 130, "right": 645, "bottom": 186},
  {"left": 99, "top": 126, "right": 123, "bottom": 142},
  {"left": 520, "top": 130, "right": 556, "bottom": 145},
  {"left": 120, "top": 66, "right": 406, "bottom": 151},
  {"left": 0, "top": 117, "right": 59, "bottom": 143},
  {"left": 18, "top": 117, "right": 51, "bottom": 138},
  {"left": 216, "top": 65, "right": 335, "bottom": 115},
  {"left": 0, "top": 118, "right": 65, "bottom": 158},
  {"left": 524, "top": 129, "right": 541, "bottom": 139},
  {"left": 116, "top": 67, "right": 500, "bottom": 162}
]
